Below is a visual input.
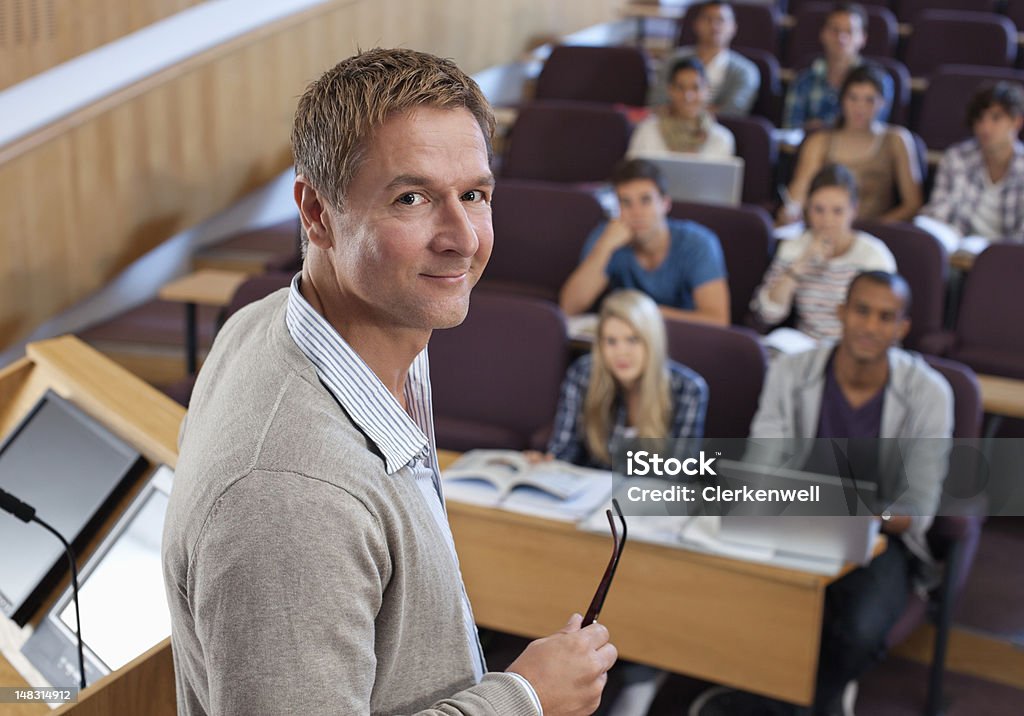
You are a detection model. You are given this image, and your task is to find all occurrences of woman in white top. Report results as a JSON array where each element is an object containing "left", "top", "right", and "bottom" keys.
[
  {"left": 753, "top": 164, "right": 897, "bottom": 341},
  {"left": 628, "top": 57, "right": 735, "bottom": 159}
]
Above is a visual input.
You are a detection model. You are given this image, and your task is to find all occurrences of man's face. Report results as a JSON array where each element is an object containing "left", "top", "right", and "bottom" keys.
[
  {"left": 694, "top": 4, "right": 736, "bottom": 49},
  {"left": 322, "top": 107, "right": 494, "bottom": 333},
  {"left": 615, "top": 179, "right": 671, "bottom": 247},
  {"left": 838, "top": 280, "right": 910, "bottom": 363},
  {"left": 973, "top": 104, "right": 1024, "bottom": 155},
  {"left": 668, "top": 68, "right": 710, "bottom": 120},
  {"left": 820, "top": 11, "right": 865, "bottom": 62}
]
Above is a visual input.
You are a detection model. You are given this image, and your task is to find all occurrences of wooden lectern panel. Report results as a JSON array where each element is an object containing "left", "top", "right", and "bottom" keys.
[{"left": 0, "top": 336, "right": 183, "bottom": 716}]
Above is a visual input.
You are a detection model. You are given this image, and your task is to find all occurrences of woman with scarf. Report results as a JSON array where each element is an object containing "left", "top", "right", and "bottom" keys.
[{"left": 627, "top": 57, "right": 736, "bottom": 159}]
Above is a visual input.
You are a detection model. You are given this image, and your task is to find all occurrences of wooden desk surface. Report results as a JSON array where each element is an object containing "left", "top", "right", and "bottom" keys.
[
  {"left": 157, "top": 268, "right": 249, "bottom": 307},
  {"left": 978, "top": 373, "right": 1024, "bottom": 419},
  {"left": 619, "top": 2, "right": 687, "bottom": 21},
  {"left": 448, "top": 501, "right": 827, "bottom": 705},
  {"left": 438, "top": 450, "right": 853, "bottom": 705}
]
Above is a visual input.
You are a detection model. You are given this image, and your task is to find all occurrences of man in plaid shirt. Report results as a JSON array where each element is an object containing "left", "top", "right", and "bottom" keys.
[
  {"left": 921, "top": 81, "right": 1024, "bottom": 241},
  {"left": 783, "top": 2, "right": 892, "bottom": 130}
]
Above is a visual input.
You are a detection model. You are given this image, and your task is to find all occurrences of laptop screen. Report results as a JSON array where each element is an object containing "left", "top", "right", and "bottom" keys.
[{"left": 0, "top": 391, "right": 146, "bottom": 625}]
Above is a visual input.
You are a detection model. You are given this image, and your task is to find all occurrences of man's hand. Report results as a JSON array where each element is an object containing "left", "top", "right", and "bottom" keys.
[
  {"left": 506, "top": 613, "right": 618, "bottom": 716},
  {"left": 559, "top": 220, "right": 633, "bottom": 315},
  {"left": 594, "top": 219, "right": 634, "bottom": 255}
]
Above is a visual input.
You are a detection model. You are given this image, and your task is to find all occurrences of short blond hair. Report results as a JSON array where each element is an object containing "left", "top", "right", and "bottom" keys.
[{"left": 291, "top": 47, "right": 496, "bottom": 245}]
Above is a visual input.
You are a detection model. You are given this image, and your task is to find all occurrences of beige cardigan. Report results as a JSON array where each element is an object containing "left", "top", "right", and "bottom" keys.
[{"left": 162, "top": 291, "right": 536, "bottom": 715}]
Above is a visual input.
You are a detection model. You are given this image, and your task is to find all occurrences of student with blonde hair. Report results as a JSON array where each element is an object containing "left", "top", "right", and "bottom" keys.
[{"left": 547, "top": 289, "right": 708, "bottom": 468}]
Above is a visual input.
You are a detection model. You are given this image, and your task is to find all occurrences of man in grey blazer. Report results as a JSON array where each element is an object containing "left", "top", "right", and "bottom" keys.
[
  {"left": 692, "top": 271, "right": 953, "bottom": 716},
  {"left": 163, "top": 48, "right": 616, "bottom": 716},
  {"left": 650, "top": 1, "right": 760, "bottom": 116}
]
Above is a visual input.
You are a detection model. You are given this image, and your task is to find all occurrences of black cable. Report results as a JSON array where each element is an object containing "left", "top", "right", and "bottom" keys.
[
  {"left": 0, "top": 488, "right": 86, "bottom": 689},
  {"left": 30, "top": 516, "right": 86, "bottom": 690}
]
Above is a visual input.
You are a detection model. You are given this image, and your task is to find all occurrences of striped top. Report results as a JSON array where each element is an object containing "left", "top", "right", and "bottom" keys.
[
  {"left": 283, "top": 274, "right": 542, "bottom": 713},
  {"left": 752, "top": 230, "right": 896, "bottom": 340}
]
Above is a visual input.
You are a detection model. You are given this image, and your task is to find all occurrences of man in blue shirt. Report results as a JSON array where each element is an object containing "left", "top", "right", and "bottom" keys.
[{"left": 559, "top": 158, "right": 730, "bottom": 325}]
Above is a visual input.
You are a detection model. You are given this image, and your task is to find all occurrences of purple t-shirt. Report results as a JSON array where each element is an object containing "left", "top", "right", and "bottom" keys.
[{"left": 816, "top": 352, "right": 885, "bottom": 439}]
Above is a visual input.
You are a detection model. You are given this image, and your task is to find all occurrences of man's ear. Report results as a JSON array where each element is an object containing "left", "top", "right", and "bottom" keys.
[
  {"left": 294, "top": 176, "right": 333, "bottom": 250},
  {"left": 661, "top": 193, "right": 672, "bottom": 215},
  {"left": 836, "top": 302, "right": 847, "bottom": 323},
  {"left": 896, "top": 316, "right": 911, "bottom": 344}
]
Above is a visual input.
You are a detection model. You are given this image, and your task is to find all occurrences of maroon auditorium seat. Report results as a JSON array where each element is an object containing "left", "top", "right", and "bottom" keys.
[
  {"left": 501, "top": 101, "right": 632, "bottom": 184},
  {"left": 902, "top": 10, "right": 1015, "bottom": 79},
  {"left": 483, "top": 179, "right": 606, "bottom": 302},
  {"left": 534, "top": 45, "right": 649, "bottom": 107},
  {"left": 669, "top": 200, "right": 776, "bottom": 326},
  {"left": 429, "top": 289, "right": 569, "bottom": 451},
  {"left": 664, "top": 320, "right": 767, "bottom": 439},
  {"left": 854, "top": 220, "right": 947, "bottom": 355}
]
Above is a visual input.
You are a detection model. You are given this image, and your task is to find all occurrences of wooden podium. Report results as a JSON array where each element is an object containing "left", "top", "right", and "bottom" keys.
[{"left": 0, "top": 336, "right": 182, "bottom": 716}]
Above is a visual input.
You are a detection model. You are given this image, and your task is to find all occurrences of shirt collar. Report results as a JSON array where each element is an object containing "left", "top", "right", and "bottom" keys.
[
  {"left": 704, "top": 48, "right": 729, "bottom": 72},
  {"left": 284, "top": 274, "right": 431, "bottom": 474}
]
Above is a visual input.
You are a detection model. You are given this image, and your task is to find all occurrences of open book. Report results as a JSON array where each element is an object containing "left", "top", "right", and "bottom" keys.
[
  {"left": 913, "top": 214, "right": 991, "bottom": 258},
  {"left": 762, "top": 327, "right": 819, "bottom": 356},
  {"left": 566, "top": 313, "right": 599, "bottom": 344},
  {"left": 442, "top": 450, "right": 613, "bottom": 522},
  {"left": 578, "top": 509, "right": 846, "bottom": 576}
]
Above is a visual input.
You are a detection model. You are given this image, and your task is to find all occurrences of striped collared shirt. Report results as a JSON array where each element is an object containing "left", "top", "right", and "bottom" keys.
[{"left": 284, "top": 275, "right": 541, "bottom": 713}]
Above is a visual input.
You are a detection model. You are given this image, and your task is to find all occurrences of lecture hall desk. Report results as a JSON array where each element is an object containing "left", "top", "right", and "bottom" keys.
[
  {"left": 439, "top": 451, "right": 878, "bottom": 707},
  {"left": 0, "top": 352, "right": 874, "bottom": 712}
]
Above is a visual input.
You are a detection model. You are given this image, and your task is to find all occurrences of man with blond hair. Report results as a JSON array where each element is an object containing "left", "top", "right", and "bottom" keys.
[{"left": 163, "top": 48, "right": 616, "bottom": 716}]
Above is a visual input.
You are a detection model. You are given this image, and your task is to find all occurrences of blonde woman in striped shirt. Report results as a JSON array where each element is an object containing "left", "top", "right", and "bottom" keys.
[{"left": 752, "top": 164, "right": 896, "bottom": 341}]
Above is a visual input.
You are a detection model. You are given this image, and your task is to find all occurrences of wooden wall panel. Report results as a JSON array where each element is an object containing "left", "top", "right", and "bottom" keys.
[
  {"left": 0, "top": 0, "right": 205, "bottom": 90},
  {"left": 0, "top": 0, "right": 616, "bottom": 351}
]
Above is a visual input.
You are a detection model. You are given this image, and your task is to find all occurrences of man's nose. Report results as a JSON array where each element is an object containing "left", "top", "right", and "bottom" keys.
[{"left": 435, "top": 196, "right": 481, "bottom": 257}]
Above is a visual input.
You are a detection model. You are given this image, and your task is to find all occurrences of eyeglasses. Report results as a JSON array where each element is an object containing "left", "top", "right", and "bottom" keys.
[{"left": 582, "top": 498, "right": 628, "bottom": 627}]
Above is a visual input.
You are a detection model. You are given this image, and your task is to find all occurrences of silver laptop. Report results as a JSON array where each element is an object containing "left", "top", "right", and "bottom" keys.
[
  {"left": 22, "top": 465, "right": 174, "bottom": 687},
  {"left": 719, "top": 516, "right": 880, "bottom": 566},
  {"left": 637, "top": 152, "right": 744, "bottom": 207},
  {"left": 714, "top": 459, "right": 881, "bottom": 565}
]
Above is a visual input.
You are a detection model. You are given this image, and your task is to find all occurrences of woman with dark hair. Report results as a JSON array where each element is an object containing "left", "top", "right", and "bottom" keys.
[
  {"left": 780, "top": 63, "right": 922, "bottom": 225},
  {"left": 628, "top": 57, "right": 735, "bottom": 159},
  {"left": 754, "top": 164, "right": 896, "bottom": 341}
]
